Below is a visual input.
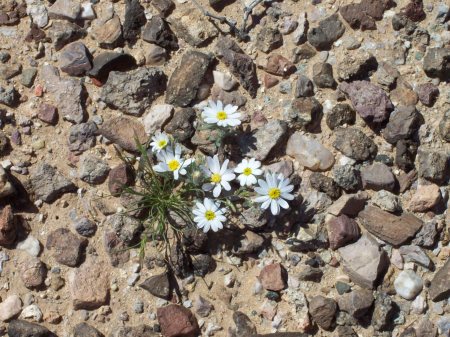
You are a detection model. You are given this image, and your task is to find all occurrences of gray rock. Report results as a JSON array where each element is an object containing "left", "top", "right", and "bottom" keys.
[
  {"left": 310, "top": 172, "right": 341, "bottom": 199},
  {"left": 0, "top": 85, "right": 18, "bottom": 107},
  {"left": 79, "top": 154, "right": 110, "bottom": 184},
  {"left": 165, "top": 50, "right": 211, "bottom": 107},
  {"left": 48, "top": 20, "right": 86, "bottom": 51},
  {"left": 256, "top": 26, "right": 283, "bottom": 53},
  {"left": 326, "top": 104, "right": 356, "bottom": 130},
  {"left": 294, "top": 75, "right": 314, "bottom": 98},
  {"left": 192, "top": 253, "right": 214, "bottom": 276},
  {"left": 312, "top": 62, "right": 336, "bottom": 88},
  {"left": 233, "top": 311, "right": 256, "bottom": 337},
  {"left": 338, "top": 289, "right": 374, "bottom": 318},
  {"left": 239, "top": 206, "right": 270, "bottom": 230},
  {"left": 142, "top": 15, "right": 178, "bottom": 50},
  {"left": 307, "top": 14, "right": 345, "bottom": 50},
  {"left": 298, "top": 265, "right": 323, "bottom": 282},
  {"left": 412, "top": 220, "right": 438, "bottom": 248},
  {"left": 211, "top": 85, "right": 247, "bottom": 107},
  {"left": 395, "top": 139, "right": 417, "bottom": 172},
  {"left": 92, "top": 16, "right": 122, "bottom": 49},
  {"left": 194, "top": 296, "right": 213, "bottom": 317},
  {"left": 139, "top": 273, "right": 171, "bottom": 299},
  {"left": 374, "top": 62, "right": 399, "bottom": 89},
  {"left": 73, "top": 217, "right": 97, "bottom": 237},
  {"left": 98, "top": 116, "right": 147, "bottom": 153},
  {"left": 383, "top": 106, "right": 423, "bottom": 144},
  {"left": 73, "top": 323, "right": 103, "bottom": 337},
  {"left": 68, "top": 122, "right": 97, "bottom": 155},
  {"left": 416, "top": 83, "right": 439, "bottom": 107},
  {"left": 332, "top": 165, "right": 360, "bottom": 191},
  {"left": 371, "top": 190, "right": 401, "bottom": 213},
  {"left": 417, "top": 148, "right": 449, "bottom": 184},
  {"left": 30, "top": 163, "right": 76, "bottom": 203},
  {"left": 122, "top": 0, "right": 146, "bottom": 42},
  {"left": 371, "top": 292, "right": 394, "bottom": 331},
  {"left": 360, "top": 163, "right": 395, "bottom": 191},
  {"left": 394, "top": 270, "right": 423, "bottom": 300},
  {"left": 19, "top": 257, "right": 46, "bottom": 288},
  {"left": 106, "top": 213, "right": 142, "bottom": 246},
  {"left": 308, "top": 295, "right": 337, "bottom": 330},
  {"left": 333, "top": 128, "right": 377, "bottom": 161},
  {"left": 283, "top": 97, "right": 322, "bottom": 130},
  {"left": 48, "top": 0, "right": 81, "bottom": 21},
  {"left": 20, "top": 68, "right": 37, "bottom": 88},
  {"left": 101, "top": 67, "right": 166, "bottom": 116},
  {"left": 399, "top": 245, "right": 431, "bottom": 268},
  {"left": 46, "top": 228, "right": 87, "bottom": 267},
  {"left": 337, "top": 50, "right": 377, "bottom": 81},
  {"left": 423, "top": 47, "right": 450, "bottom": 79},
  {"left": 59, "top": 41, "right": 92, "bottom": 76},
  {"left": 8, "top": 320, "right": 52, "bottom": 337},
  {"left": 429, "top": 259, "right": 450, "bottom": 302}
]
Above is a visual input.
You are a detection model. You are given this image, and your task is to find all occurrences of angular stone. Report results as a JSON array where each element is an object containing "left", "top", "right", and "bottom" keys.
[
  {"left": 210, "top": 86, "right": 247, "bottom": 108},
  {"left": 215, "top": 36, "right": 258, "bottom": 98},
  {"left": 101, "top": 67, "right": 166, "bottom": 116},
  {"left": 88, "top": 52, "right": 136, "bottom": 80},
  {"left": 79, "top": 154, "right": 110, "bottom": 185},
  {"left": 399, "top": 245, "right": 431, "bottom": 268},
  {"left": 122, "top": 0, "right": 146, "bottom": 42},
  {"left": 429, "top": 259, "right": 450, "bottom": 302},
  {"left": 48, "top": 0, "right": 81, "bottom": 21},
  {"left": 38, "top": 104, "right": 58, "bottom": 125},
  {"left": 145, "top": 44, "right": 167, "bottom": 66},
  {"left": 258, "top": 263, "right": 287, "bottom": 291},
  {"left": 59, "top": 41, "right": 91, "bottom": 76},
  {"left": 417, "top": 148, "right": 449, "bottom": 184},
  {"left": 108, "top": 164, "right": 134, "bottom": 197},
  {"left": 310, "top": 173, "right": 341, "bottom": 199},
  {"left": 416, "top": 83, "right": 439, "bottom": 107},
  {"left": 106, "top": 213, "right": 141, "bottom": 246},
  {"left": 164, "top": 107, "right": 196, "bottom": 143},
  {"left": 73, "top": 217, "right": 97, "bottom": 237},
  {"left": 92, "top": 16, "right": 122, "bottom": 49},
  {"left": 327, "top": 214, "right": 360, "bottom": 250},
  {"left": 151, "top": 0, "right": 174, "bottom": 17},
  {"left": 383, "top": 106, "right": 423, "bottom": 144},
  {"left": 333, "top": 165, "right": 360, "bottom": 191},
  {"left": 142, "top": 16, "right": 178, "bottom": 50},
  {"left": 307, "top": 14, "right": 345, "bottom": 50},
  {"left": 165, "top": 50, "right": 211, "bottom": 107},
  {"left": 395, "top": 140, "right": 417, "bottom": 172},
  {"left": 294, "top": 75, "right": 314, "bottom": 98},
  {"left": 157, "top": 304, "right": 200, "bottom": 337},
  {"left": 48, "top": 21, "right": 86, "bottom": 51},
  {"left": 232, "top": 311, "right": 257, "bottom": 337},
  {"left": 287, "top": 132, "right": 334, "bottom": 171},
  {"left": 0, "top": 205, "right": 16, "bottom": 246},
  {"left": 371, "top": 292, "right": 394, "bottom": 331},
  {"left": 264, "top": 54, "right": 296, "bottom": 76},
  {"left": 360, "top": 162, "right": 395, "bottom": 191},
  {"left": 338, "top": 234, "right": 388, "bottom": 289},
  {"left": 30, "top": 163, "right": 76, "bottom": 203},
  {"left": 73, "top": 323, "right": 103, "bottom": 337},
  {"left": 256, "top": 26, "right": 283, "bottom": 53},
  {"left": 0, "top": 63, "right": 21, "bottom": 80},
  {"left": 308, "top": 296, "right": 337, "bottom": 330},
  {"left": 19, "top": 257, "right": 46, "bottom": 288},
  {"left": 212, "top": 71, "right": 237, "bottom": 91},
  {"left": 339, "top": 81, "right": 393, "bottom": 123},
  {"left": 0, "top": 85, "right": 18, "bottom": 107},
  {"left": 20, "top": 68, "right": 37, "bottom": 88},
  {"left": 423, "top": 47, "right": 450, "bottom": 80},
  {"left": 337, "top": 50, "right": 377, "bottom": 81},
  {"left": 338, "top": 289, "right": 374, "bottom": 318},
  {"left": 401, "top": 0, "right": 426, "bottom": 22},
  {"left": 98, "top": 116, "right": 146, "bottom": 152},
  {"left": 194, "top": 296, "right": 213, "bottom": 318},
  {"left": 68, "top": 258, "right": 109, "bottom": 310},
  {"left": 68, "top": 122, "right": 97, "bottom": 155},
  {"left": 111, "top": 326, "right": 158, "bottom": 337},
  {"left": 394, "top": 270, "right": 423, "bottom": 300},
  {"left": 292, "top": 12, "right": 307, "bottom": 44},
  {"left": 333, "top": 128, "right": 377, "bottom": 161},
  {"left": 312, "top": 62, "right": 336, "bottom": 88},
  {"left": 0, "top": 295, "right": 22, "bottom": 322},
  {"left": 340, "top": 0, "right": 392, "bottom": 30},
  {"left": 8, "top": 320, "right": 51, "bottom": 337},
  {"left": 409, "top": 184, "right": 441, "bottom": 212},
  {"left": 390, "top": 79, "right": 418, "bottom": 107},
  {"left": 0, "top": 167, "right": 15, "bottom": 199},
  {"left": 326, "top": 104, "right": 355, "bottom": 130},
  {"left": 46, "top": 228, "right": 87, "bottom": 267},
  {"left": 143, "top": 104, "right": 173, "bottom": 135},
  {"left": 283, "top": 97, "right": 322, "bottom": 130},
  {"left": 358, "top": 205, "right": 423, "bottom": 246},
  {"left": 140, "top": 273, "right": 171, "bottom": 300}
]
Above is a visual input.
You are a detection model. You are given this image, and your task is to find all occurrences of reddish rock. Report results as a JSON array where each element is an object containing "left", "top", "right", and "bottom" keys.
[
  {"left": 108, "top": 164, "right": 134, "bottom": 197},
  {"left": 157, "top": 304, "right": 200, "bottom": 337},
  {"left": 429, "top": 259, "right": 450, "bottom": 302},
  {"left": 258, "top": 263, "right": 287, "bottom": 291},
  {"left": 401, "top": 0, "right": 426, "bottom": 22},
  {"left": 263, "top": 74, "right": 279, "bottom": 89},
  {"left": 309, "top": 296, "right": 337, "bottom": 330},
  {"left": 398, "top": 169, "right": 417, "bottom": 193},
  {"left": 38, "top": 104, "right": 58, "bottom": 125},
  {"left": 340, "top": 0, "right": 392, "bottom": 30},
  {"left": 327, "top": 192, "right": 369, "bottom": 217},
  {"left": 409, "top": 184, "right": 441, "bottom": 212},
  {"left": 0, "top": 205, "right": 16, "bottom": 246},
  {"left": 264, "top": 54, "right": 296, "bottom": 77},
  {"left": 327, "top": 214, "right": 360, "bottom": 250},
  {"left": 46, "top": 228, "right": 87, "bottom": 267},
  {"left": 19, "top": 257, "right": 47, "bottom": 289},
  {"left": 416, "top": 83, "right": 439, "bottom": 107},
  {"left": 98, "top": 116, "right": 147, "bottom": 153}
]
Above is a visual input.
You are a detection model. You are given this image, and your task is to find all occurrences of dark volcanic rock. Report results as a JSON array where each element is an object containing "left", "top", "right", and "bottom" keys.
[
  {"left": 8, "top": 320, "right": 52, "bottom": 337},
  {"left": 46, "top": 228, "right": 87, "bottom": 267},
  {"left": 108, "top": 164, "right": 134, "bottom": 197},
  {"left": 401, "top": 0, "right": 426, "bottom": 22},
  {"left": 333, "top": 128, "right": 377, "bottom": 161},
  {"left": 164, "top": 108, "right": 196, "bottom": 142},
  {"left": 429, "top": 259, "right": 450, "bottom": 302},
  {"left": 338, "top": 289, "right": 374, "bottom": 318},
  {"left": 74, "top": 323, "right": 104, "bottom": 337},
  {"left": 140, "top": 273, "right": 171, "bottom": 299},
  {"left": 30, "top": 163, "right": 76, "bottom": 203},
  {"left": 283, "top": 97, "right": 322, "bottom": 130},
  {"left": 395, "top": 140, "right": 418, "bottom": 172},
  {"left": 256, "top": 26, "right": 283, "bottom": 53},
  {"left": 312, "top": 62, "right": 336, "bottom": 88},
  {"left": 309, "top": 296, "right": 337, "bottom": 330},
  {"left": 59, "top": 41, "right": 92, "bottom": 76},
  {"left": 68, "top": 122, "right": 97, "bottom": 155},
  {"left": 423, "top": 47, "right": 450, "bottom": 80},
  {"left": 88, "top": 52, "right": 136, "bottom": 80},
  {"left": 307, "top": 14, "right": 345, "bottom": 50},
  {"left": 416, "top": 83, "right": 439, "bottom": 107},
  {"left": 383, "top": 106, "right": 423, "bottom": 144},
  {"left": 326, "top": 104, "right": 356, "bottom": 130},
  {"left": 310, "top": 172, "right": 341, "bottom": 199},
  {"left": 0, "top": 205, "right": 16, "bottom": 246},
  {"left": 294, "top": 75, "right": 314, "bottom": 98},
  {"left": 123, "top": 0, "right": 146, "bottom": 42},
  {"left": 417, "top": 148, "right": 449, "bottom": 184},
  {"left": 142, "top": 16, "right": 178, "bottom": 50},
  {"left": 165, "top": 50, "right": 212, "bottom": 107}
]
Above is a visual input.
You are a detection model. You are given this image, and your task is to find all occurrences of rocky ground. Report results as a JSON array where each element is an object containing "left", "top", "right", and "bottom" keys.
[{"left": 0, "top": 0, "right": 449, "bottom": 336}]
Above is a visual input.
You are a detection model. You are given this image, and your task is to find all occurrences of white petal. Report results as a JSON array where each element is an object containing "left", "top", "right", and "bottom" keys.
[
  {"left": 221, "top": 180, "right": 231, "bottom": 191},
  {"left": 278, "top": 198, "right": 290, "bottom": 209},
  {"left": 254, "top": 195, "right": 270, "bottom": 203},
  {"left": 213, "top": 184, "right": 222, "bottom": 197},
  {"left": 270, "top": 200, "right": 280, "bottom": 215},
  {"left": 261, "top": 199, "right": 271, "bottom": 210}
]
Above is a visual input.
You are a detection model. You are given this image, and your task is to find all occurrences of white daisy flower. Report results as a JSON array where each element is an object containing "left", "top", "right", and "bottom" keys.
[
  {"left": 150, "top": 131, "right": 170, "bottom": 152},
  {"left": 202, "top": 100, "right": 241, "bottom": 127},
  {"left": 153, "top": 143, "right": 193, "bottom": 180},
  {"left": 254, "top": 172, "right": 294, "bottom": 215},
  {"left": 193, "top": 198, "right": 227, "bottom": 233},
  {"left": 202, "top": 155, "right": 236, "bottom": 197},
  {"left": 234, "top": 158, "right": 263, "bottom": 187}
]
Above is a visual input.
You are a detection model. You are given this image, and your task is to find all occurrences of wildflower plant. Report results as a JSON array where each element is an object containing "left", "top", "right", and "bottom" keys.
[{"left": 121, "top": 100, "right": 295, "bottom": 259}]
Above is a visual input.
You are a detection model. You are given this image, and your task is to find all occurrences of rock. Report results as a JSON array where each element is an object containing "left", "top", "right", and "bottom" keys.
[
  {"left": 360, "top": 163, "right": 395, "bottom": 192},
  {"left": 233, "top": 311, "right": 256, "bottom": 337},
  {"left": 59, "top": 41, "right": 91, "bottom": 76},
  {"left": 164, "top": 107, "right": 196, "bottom": 142},
  {"left": 326, "top": 104, "right": 355, "bottom": 130},
  {"left": 292, "top": 12, "right": 307, "bottom": 44},
  {"left": 401, "top": 0, "right": 425, "bottom": 21},
  {"left": 20, "top": 68, "right": 37, "bottom": 88},
  {"left": 439, "top": 110, "right": 450, "bottom": 142},
  {"left": 8, "top": 320, "right": 52, "bottom": 337},
  {"left": 73, "top": 323, "right": 104, "bottom": 337},
  {"left": 0, "top": 205, "right": 16, "bottom": 246},
  {"left": 310, "top": 173, "right": 341, "bottom": 199},
  {"left": 416, "top": 318, "right": 437, "bottom": 337},
  {"left": 46, "top": 228, "right": 87, "bottom": 267},
  {"left": 339, "top": 81, "right": 393, "bottom": 123},
  {"left": 240, "top": 119, "right": 287, "bottom": 161},
  {"left": 239, "top": 207, "right": 270, "bottom": 230},
  {"left": 412, "top": 220, "right": 438, "bottom": 248},
  {"left": 337, "top": 50, "right": 377, "bottom": 81},
  {"left": 139, "top": 273, "right": 171, "bottom": 299},
  {"left": 151, "top": 0, "right": 174, "bottom": 17},
  {"left": 283, "top": 97, "right": 322, "bottom": 130},
  {"left": 48, "top": 0, "right": 81, "bottom": 21},
  {"left": 256, "top": 26, "right": 283, "bottom": 53},
  {"left": 213, "top": 71, "right": 237, "bottom": 91},
  {"left": 88, "top": 52, "right": 136, "bottom": 80},
  {"left": 384, "top": 106, "right": 423, "bottom": 144},
  {"left": 358, "top": 205, "right": 423, "bottom": 246},
  {"left": 372, "top": 190, "right": 401, "bottom": 213},
  {"left": 395, "top": 140, "right": 417, "bottom": 172},
  {"left": 79, "top": 154, "right": 110, "bottom": 184},
  {"left": 340, "top": 0, "right": 391, "bottom": 30},
  {"left": 399, "top": 245, "right": 431, "bottom": 268},
  {"left": 68, "top": 258, "right": 110, "bottom": 310},
  {"left": 48, "top": 21, "right": 86, "bottom": 51},
  {"left": 215, "top": 36, "right": 258, "bottom": 98},
  {"left": 298, "top": 265, "right": 323, "bottom": 282},
  {"left": 332, "top": 165, "right": 360, "bottom": 191},
  {"left": 142, "top": 16, "right": 178, "bottom": 50},
  {"left": 157, "top": 304, "right": 200, "bottom": 337},
  {"left": 371, "top": 292, "right": 394, "bottom": 331},
  {"left": 192, "top": 253, "right": 214, "bottom": 276},
  {"left": 258, "top": 263, "right": 287, "bottom": 291},
  {"left": 232, "top": 230, "right": 265, "bottom": 255},
  {"left": 416, "top": 83, "right": 439, "bottom": 107},
  {"left": 68, "top": 122, "right": 97, "bottom": 154},
  {"left": 0, "top": 167, "right": 15, "bottom": 198},
  {"left": 293, "top": 44, "right": 317, "bottom": 62},
  {"left": 409, "top": 184, "right": 441, "bottom": 212},
  {"left": 338, "top": 234, "right": 388, "bottom": 289},
  {"left": 101, "top": 67, "right": 166, "bottom": 116},
  {"left": 0, "top": 85, "right": 18, "bottom": 107},
  {"left": 98, "top": 116, "right": 147, "bottom": 152},
  {"left": 16, "top": 235, "right": 41, "bottom": 257},
  {"left": 145, "top": 44, "right": 167, "bottom": 65},
  {"left": 210, "top": 85, "right": 247, "bottom": 107},
  {"left": 30, "top": 163, "right": 76, "bottom": 203},
  {"left": 263, "top": 74, "right": 279, "bottom": 89},
  {"left": 417, "top": 148, "right": 449, "bottom": 184},
  {"left": 429, "top": 259, "right": 450, "bottom": 302},
  {"left": 312, "top": 62, "right": 336, "bottom": 88},
  {"left": 73, "top": 217, "right": 97, "bottom": 237},
  {"left": 19, "top": 257, "right": 46, "bottom": 288},
  {"left": 168, "top": 6, "right": 217, "bottom": 46},
  {"left": 423, "top": 47, "right": 450, "bottom": 80},
  {"left": 307, "top": 14, "right": 345, "bottom": 50},
  {"left": 338, "top": 289, "right": 374, "bottom": 318},
  {"left": 286, "top": 132, "right": 334, "bottom": 171},
  {"left": 143, "top": 104, "right": 174, "bottom": 135},
  {"left": 294, "top": 75, "right": 314, "bottom": 98},
  {"left": 106, "top": 213, "right": 141, "bottom": 246},
  {"left": 333, "top": 128, "right": 377, "bottom": 161},
  {"left": 108, "top": 164, "right": 134, "bottom": 197},
  {"left": 19, "top": 304, "right": 42, "bottom": 322},
  {"left": 38, "top": 104, "right": 58, "bottom": 125},
  {"left": 326, "top": 214, "right": 360, "bottom": 250},
  {"left": 194, "top": 296, "right": 213, "bottom": 317},
  {"left": 264, "top": 54, "right": 296, "bottom": 76},
  {"left": 40, "top": 64, "right": 85, "bottom": 123},
  {"left": 394, "top": 270, "right": 423, "bottom": 300},
  {"left": 111, "top": 326, "right": 157, "bottom": 337},
  {"left": 165, "top": 50, "right": 211, "bottom": 107},
  {"left": 308, "top": 296, "right": 337, "bottom": 330},
  {"left": 0, "top": 63, "right": 21, "bottom": 80},
  {"left": 104, "top": 231, "right": 130, "bottom": 267},
  {"left": 92, "top": 16, "right": 122, "bottom": 49},
  {"left": 122, "top": 0, "right": 146, "bottom": 42},
  {"left": 0, "top": 295, "right": 22, "bottom": 321}
]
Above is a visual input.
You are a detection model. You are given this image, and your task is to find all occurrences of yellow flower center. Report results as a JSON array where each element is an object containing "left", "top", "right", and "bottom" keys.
[
  {"left": 205, "top": 210, "right": 216, "bottom": 221},
  {"left": 157, "top": 139, "right": 167, "bottom": 148},
  {"left": 216, "top": 111, "right": 228, "bottom": 120},
  {"left": 211, "top": 173, "right": 222, "bottom": 183},
  {"left": 243, "top": 168, "right": 252, "bottom": 176},
  {"left": 268, "top": 187, "right": 281, "bottom": 199},
  {"left": 167, "top": 159, "right": 180, "bottom": 171}
]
